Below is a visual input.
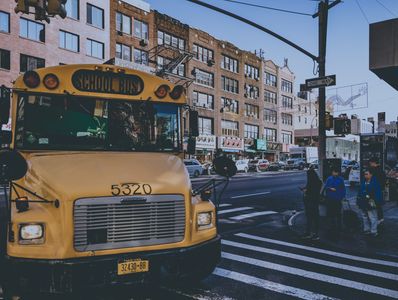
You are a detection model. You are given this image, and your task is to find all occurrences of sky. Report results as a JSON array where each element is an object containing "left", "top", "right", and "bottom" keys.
[{"left": 146, "top": 0, "right": 398, "bottom": 122}]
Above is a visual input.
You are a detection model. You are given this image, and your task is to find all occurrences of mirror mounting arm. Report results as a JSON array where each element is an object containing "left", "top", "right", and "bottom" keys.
[{"left": 11, "top": 182, "right": 60, "bottom": 208}]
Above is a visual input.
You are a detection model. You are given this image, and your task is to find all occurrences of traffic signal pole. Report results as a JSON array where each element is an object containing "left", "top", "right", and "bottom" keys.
[{"left": 318, "top": 0, "right": 329, "bottom": 180}]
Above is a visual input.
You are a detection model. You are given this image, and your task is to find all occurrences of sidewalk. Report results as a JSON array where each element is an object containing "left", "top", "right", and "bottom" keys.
[{"left": 289, "top": 198, "right": 398, "bottom": 259}]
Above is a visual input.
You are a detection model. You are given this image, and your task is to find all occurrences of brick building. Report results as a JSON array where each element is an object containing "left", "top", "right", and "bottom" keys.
[{"left": 0, "top": 0, "right": 110, "bottom": 88}]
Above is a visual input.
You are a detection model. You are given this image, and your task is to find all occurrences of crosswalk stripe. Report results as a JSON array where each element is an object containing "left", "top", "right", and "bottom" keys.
[
  {"left": 213, "top": 268, "right": 338, "bottom": 300},
  {"left": 236, "top": 233, "right": 398, "bottom": 268},
  {"left": 230, "top": 191, "right": 270, "bottom": 199},
  {"left": 219, "top": 203, "right": 231, "bottom": 207},
  {"left": 229, "top": 211, "right": 277, "bottom": 221},
  {"left": 222, "top": 240, "right": 398, "bottom": 281},
  {"left": 222, "top": 252, "right": 398, "bottom": 298},
  {"left": 218, "top": 207, "right": 252, "bottom": 215}
]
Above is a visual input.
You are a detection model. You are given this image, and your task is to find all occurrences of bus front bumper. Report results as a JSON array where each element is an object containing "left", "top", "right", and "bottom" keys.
[{"left": 4, "top": 235, "right": 221, "bottom": 294}]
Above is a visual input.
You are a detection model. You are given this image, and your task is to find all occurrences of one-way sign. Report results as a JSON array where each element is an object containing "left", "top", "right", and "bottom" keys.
[{"left": 305, "top": 75, "right": 336, "bottom": 89}]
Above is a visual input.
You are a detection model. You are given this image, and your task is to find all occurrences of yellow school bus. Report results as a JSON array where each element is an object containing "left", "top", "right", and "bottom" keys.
[{"left": 0, "top": 64, "right": 220, "bottom": 297}]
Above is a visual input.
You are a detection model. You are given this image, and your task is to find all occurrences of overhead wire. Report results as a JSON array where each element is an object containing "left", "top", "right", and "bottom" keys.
[
  {"left": 355, "top": 0, "right": 370, "bottom": 24},
  {"left": 221, "top": 0, "right": 313, "bottom": 17},
  {"left": 374, "top": 0, "right": 396, "bottom": 17}
]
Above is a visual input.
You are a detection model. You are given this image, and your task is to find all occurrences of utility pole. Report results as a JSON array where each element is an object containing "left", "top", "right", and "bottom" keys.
[{"left": 317, "top": 0, "right": 329, "bottom": 179}]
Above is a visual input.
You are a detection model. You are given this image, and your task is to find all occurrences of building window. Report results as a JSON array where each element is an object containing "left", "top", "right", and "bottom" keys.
[
  {"left": 264, "top": 90, "right": 277, "bottom": 104},
  {"left": 87, "top": 3, "right": 104, "bottom": 29},
  {"left": 281, "top": 79, "right": 293, "bottom": 93},
  {"left": 315, "top": 109, "right": 318, "bottom": 116},
  {"left": 157, "top": 30, "right": 185, "bottom": 50},
  {"left": 157, "top": 56, "right": 185, "bottom": 77},
  {"left": 298, "top": 116, "right": 301, "bottom": 123},
  {"left": 0, "top": 11, "right": 10, "bottom": 33},
  {"left": 65, "top": 0, "right": 79, "bottom": 19},
  {"left": 265, "top": 72, "right": 277, "bottom": 87},
  {"left": 282, "top": 131, "right": 292, "bottom": 144},
  {"left": 193, "top": 91, "right": 214, "bottom": 110},
  {"left": 116, "top": 43, "right": 131, "bottom": 61},
  {"left": 193, "top": 44, "right": 214, "bottom": 63},
  {"left": 282, "top": 95, "right": 293, "bottom": 109},
  {"left": 221, "top": 76, "right": 239, "bottom": 94},
  {"left": 198, "top": 117, "right": 214, "bottom": 135},
  {"left": 134, "top": 19, "right": 148, "bottom": 40},
  {"left": 59, "top": 30, "right": 79, "bottom": 52},
  {"left": 264, "top": 128, "right": 277, "bottom": 142},
  {"left": 305, "top": 106, "right": 308, "bottom": 113},
  {"left": 222, "top": 120, "right": 239, "bottom": 137},
  {"left": 221, "top": 97, "right": 239, "bottom": 114},
  {"left": 20, "top": 18, "right": 45, "bottom": 42},
  {"left": 20, "top": 54, "right": 45, "bottom": 72},
  {"left": 221, "top": 55, "right": 238, "bottom": 73},
  {"left": 245, "top": 84, "right": 259, "bottom": 99},
  {"left": 281, "top": 113, "right": 293, "bottom": 125},
  {"left": 116, "top": 12, "right": 131, "bottom": 35},
  {"left": 244, "top": 64, "right": 259, "bottom": 79},
  {"left": 194, "top": 69, "right": 214, "bottom": 87},
  {"left": 0, "top": 48, "right": 10, "bottom": 70},
  {"left": 86, "top": 39, "right": 104, "bottom": 59},
  {"left": 244, "top": 124, "right": 259, "bottom": 139},
  {"left": 264, "top": 109, "right": 277, "bottom": 123},
  {"left": 245, "top": 103, "right": 259, "bottom": 119},
  {"left": 134, "top": 48, "right": 148, "bottom": 65},
  {"left": 305, "top": 117, "right": 307, "bottom": 124}
]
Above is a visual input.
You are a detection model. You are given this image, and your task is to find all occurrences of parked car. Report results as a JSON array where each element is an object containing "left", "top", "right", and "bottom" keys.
[
  {"left": 235, "top": 159, "right": 249, "bottom": 173},
  {"left": 184, "top": 159, "right": 203, "bottom": 178},
  {"left": 309, "top": 159, "right": 319, "bottom": 169},
  {"left": 284, "top": 158, "right": 306, "bottom": 170},
  {"left": 248, "top": 159, "right": 270, "bottom": 172},
  {"left": 268, "top": 161, "right": 285, "bottom": 171},
  {"left": 201, "top": 161, "right": 214, "bottom": 175}
]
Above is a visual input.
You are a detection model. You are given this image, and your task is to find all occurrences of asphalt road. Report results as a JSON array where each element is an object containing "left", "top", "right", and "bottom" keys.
[{"left": 2, "top": 172, "right": 398, "bottom": 300}]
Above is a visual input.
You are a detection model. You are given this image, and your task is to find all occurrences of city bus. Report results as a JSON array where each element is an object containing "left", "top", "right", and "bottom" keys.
[{"left": 0, "top": 64, "right": 221, "bottom": 298}]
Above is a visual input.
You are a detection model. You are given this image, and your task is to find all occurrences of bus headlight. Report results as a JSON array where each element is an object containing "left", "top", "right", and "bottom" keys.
[
  {"left": 197, "top": 212, "right": 213, "bottom": 229},
  {"left": 19, "top": 224, "right": 44, "bottom": 244}
]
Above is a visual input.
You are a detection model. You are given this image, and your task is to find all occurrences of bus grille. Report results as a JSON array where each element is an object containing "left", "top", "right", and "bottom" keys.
[{"left": 73, "top": 195, "right": 186, "bottom": 251}]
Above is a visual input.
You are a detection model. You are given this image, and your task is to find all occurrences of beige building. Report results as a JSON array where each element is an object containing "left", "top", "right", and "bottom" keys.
[{"left": 0, "top": 0, "right": 110, "bottom": 88}]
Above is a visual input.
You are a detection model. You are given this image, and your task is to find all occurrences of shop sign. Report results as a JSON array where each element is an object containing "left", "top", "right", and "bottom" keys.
[
  {"left": 196, "top": 135, "right": 216, "bottom": 149},
  {"left": 219, "top": 136, "right": 244, "bottom": 151},
  {"left": 267, "top": 141, "right": 282, "bottom": 151},
  {"left": 255, "top": 139, "right": 267, "bottom": 151}
]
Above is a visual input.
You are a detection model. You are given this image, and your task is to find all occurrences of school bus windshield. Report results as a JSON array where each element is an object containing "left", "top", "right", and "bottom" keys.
[{"left": 15, "top": 93, "right": 181, "bottom": 152}]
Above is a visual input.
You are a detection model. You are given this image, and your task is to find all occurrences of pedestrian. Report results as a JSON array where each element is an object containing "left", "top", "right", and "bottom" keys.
[
  {"left": 301, "top": 166, "right": 323, "bottom": 240},
  {"left": 357, "top": 169, "right": 382, "bottom": 237},
  {"left": 369, "top": 157, "right": 385, "bottom": 225},
  {"left": 323, "top": 167, "right": 346, "bottom": 232}
]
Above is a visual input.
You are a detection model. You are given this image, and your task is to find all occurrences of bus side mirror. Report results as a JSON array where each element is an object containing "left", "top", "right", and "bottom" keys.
[
  {"left": 189, "top": 110, "right": 199, "bottom": 137},
  {"left": 0, "top": 86, "right": 11, "bottom": 125},
  {"left": 187, "top": 137, "right": 196, "bottom": 155},
  {"left": 0, "top": 130, "right": 12, "bottom": 145},
  {"left": 0, "top": 150, "right": 27, "bottom": 182},
  {"left": 213, "top": 156, "right": 237, "bottom": 178}
]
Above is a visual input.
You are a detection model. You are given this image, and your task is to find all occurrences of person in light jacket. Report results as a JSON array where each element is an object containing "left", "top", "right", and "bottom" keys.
[{"left": 357, "top": 169, "right": 382, "bottom": 237}]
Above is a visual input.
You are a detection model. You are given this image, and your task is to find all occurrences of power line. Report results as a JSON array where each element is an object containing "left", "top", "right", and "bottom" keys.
[
  {"left": 374, "top": 0, "right": 396, "bottom": 17},
  {"left": 355, "top": 0, "right": 370, "bottom": 24},
  {"left": 221, "top": 0, "right": 313, "bottom": 17}
]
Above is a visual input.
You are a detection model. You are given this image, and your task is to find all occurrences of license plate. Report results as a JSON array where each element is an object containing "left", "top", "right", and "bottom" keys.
[{"left": 117, "top": 259, "right": 149, "bottom": 275}]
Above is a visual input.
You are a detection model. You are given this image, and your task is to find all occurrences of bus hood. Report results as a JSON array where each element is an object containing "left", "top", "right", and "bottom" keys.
[{"left": 22, "top": 152, "right": 191, "bottom": 201}]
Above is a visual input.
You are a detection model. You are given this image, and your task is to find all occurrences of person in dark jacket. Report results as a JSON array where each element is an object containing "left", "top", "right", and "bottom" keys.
[
  {"left": 323, "top": 168, "right": 346, "bottom": 231},
  {"left": 301, "top": 166, "right": 323, "bottom": 240},
  {"left": 357, "top": 169, "right": 382, "bottom": 237},
  {"left": 369, "top": 157, "right": 385, "bottom": 224}
]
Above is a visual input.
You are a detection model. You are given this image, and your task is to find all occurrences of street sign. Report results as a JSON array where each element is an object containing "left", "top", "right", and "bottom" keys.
[{"left": 305, "top": 75, "right": 336, "bottom": 89}]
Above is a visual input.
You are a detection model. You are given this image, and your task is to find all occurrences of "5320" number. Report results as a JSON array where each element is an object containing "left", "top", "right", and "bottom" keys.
[{"left": 111, "top": 183, "right": 152, "bottom": 196}]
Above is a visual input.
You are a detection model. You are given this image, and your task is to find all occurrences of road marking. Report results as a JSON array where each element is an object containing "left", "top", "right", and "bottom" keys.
[
  {"left": 230, "top": 211, "right": 277, "bottom": 221},
  {"left": 222, "top": 240, "right": 398, "bottom": 280},
  {"left": 230, "top": 192, "right": 271, "bottom": 199},
  {"left": 218, "top": 207, "right": 253, "bottom": 215},
  {"left": 213, "top": 268, "right": 338, "bottom": 300},
  {"left": 222, "top": 252, "right": 398, "bottom": 298},
  {"left": 288, "top": 211, "right": 303, "bottom": 226},
  {"left": 236, "top": 233, "right": 398, "bottom": 268},
  {"left": 219, "top": 203, "right": 232, "bottom": 207}
]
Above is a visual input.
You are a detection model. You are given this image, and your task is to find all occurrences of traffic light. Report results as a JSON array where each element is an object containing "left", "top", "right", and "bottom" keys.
[
  {"left": 14, "top": 0, "right": 39, "bottom": 14},
  {"left": 34, "top": 0, "right": 48, "bottom": 23},
  {"left": 47, "top": 0, "right": 67, "bottom": 19},
  {"left": 334, "top": 118, "right": 351, "bottom": 135}
]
